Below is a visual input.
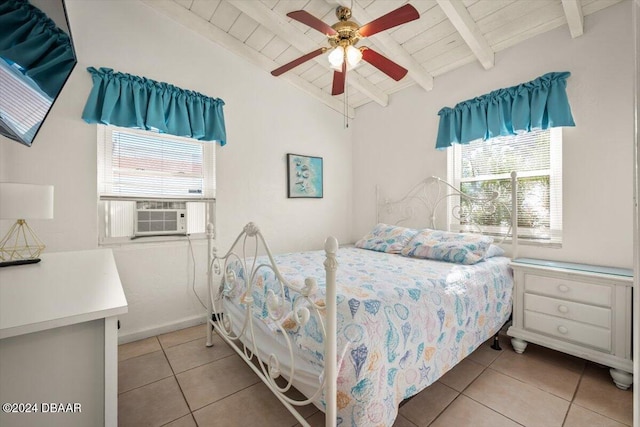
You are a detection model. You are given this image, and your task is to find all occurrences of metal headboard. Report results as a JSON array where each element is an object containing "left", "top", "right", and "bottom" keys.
[{"left": 376, "top": 172, "right": 518, "bottom": 252}]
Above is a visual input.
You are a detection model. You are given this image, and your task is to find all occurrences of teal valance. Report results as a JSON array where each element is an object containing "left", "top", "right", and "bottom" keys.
[
  {"left": 0, "top": 0, "right": 76, "bottom": 98},
  {"left": 436, "top": 72, "right": 575, "bottom": 150},
  {"left": 82, "top": 67, "right": 226, "bottom": 145}
]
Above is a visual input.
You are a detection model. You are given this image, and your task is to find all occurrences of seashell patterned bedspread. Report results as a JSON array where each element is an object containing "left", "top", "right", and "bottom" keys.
[{"left": 222, "top": 247, "right": 513, "bottom": 427}]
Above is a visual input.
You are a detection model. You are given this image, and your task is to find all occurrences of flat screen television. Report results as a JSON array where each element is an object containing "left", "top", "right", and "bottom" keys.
[{"left": 0, "top": 0, "right": 77, "bottom": 147}]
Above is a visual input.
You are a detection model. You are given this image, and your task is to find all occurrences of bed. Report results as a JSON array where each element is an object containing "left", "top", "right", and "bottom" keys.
[{"left": 205, "top": 173, "right": 518, "bottom": 427}]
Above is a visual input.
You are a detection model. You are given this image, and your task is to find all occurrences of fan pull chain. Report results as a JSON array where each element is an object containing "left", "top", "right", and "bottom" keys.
[{"left": 344, "top": 70, "right": 349, "bottom": 129}]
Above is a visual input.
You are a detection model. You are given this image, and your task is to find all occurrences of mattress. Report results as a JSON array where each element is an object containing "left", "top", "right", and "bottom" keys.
[{"left": 220, "top": 247, "right": 513, "bottom": 426}]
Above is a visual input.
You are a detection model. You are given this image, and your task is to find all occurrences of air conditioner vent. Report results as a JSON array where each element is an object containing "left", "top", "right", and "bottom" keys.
[{"left": 134, "top": 201, "right": 187, "bottom": 236}]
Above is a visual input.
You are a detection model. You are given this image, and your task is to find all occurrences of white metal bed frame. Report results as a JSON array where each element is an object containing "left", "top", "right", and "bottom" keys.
[
  {"left": 205, "top": 172, "right": 517, "bottom": 427},
  {"left": 377, "top": 172, "right": 518, "bottom": 254}
]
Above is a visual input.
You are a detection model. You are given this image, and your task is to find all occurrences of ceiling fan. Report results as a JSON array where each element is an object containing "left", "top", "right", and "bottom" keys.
[{"left": 271, "top": 4, "right": 420, "bottom": 96}]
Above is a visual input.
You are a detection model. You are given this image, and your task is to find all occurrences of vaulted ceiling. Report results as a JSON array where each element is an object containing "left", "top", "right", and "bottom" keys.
[{"left": 143, "top": 0, "right": 623, "bottom": 117}]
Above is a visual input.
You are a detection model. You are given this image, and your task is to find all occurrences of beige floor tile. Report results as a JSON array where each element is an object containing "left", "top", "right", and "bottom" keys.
[
  {"left": 192, "top": 382, "right": 299, "bottom": 427},
  {"left": 573, "top": 364, "right": 633, "bottom": 426},
  {"left": 281, "top": 387, "right": 322, "bottom": 419},
  {"left": 467, "top": 335, "right": 508, "bottom": 366},
  {"left": 118, "top": 336, "right": 161, "bottom": 362},
  {"left": 430, "top": 395, "right": 521, "bottom": 427},
  {"left": 268, "top": 375, "right": 321, "bottom": 420},
  {"left": 119, "top": 325, "right": 636, "bottom": 427},
  {"left": 392, "top": 414, "right": 418, "bottom": 427},
  {"left": 176, "top": 354, "right": 260, "bottom": 411},
  {"left": 564, "top": 404, "right": 628, "bottom": 427},
  {"left": 438, "top": 358, "right": 486, "bottom": 392},
  {"left": 299, "top": 408, "right": 415, "bottom": 427},
  {"left": 464, "top": 368, "right": 569, "bottom": 426},
  {"left": 297, "top": 410, "right": 325, "bottom": 427},
  {"left": 399, "top": 382, "right": 458, "bottom": 427},
  {"left": 159, "top": 324, "right": 207, "bottom": 349},
  {"left": 118, "top": 376, "right": 189, "bottom": 427},
  {"left": 165, "top": 336, "right": 235, "bottom": 373},
  {"left": 295, "top": 400, "right": 416, "bottom": 427},
  {"left": 119, "top": 350, "right": 174, "bottom": 393},
  {"left": 161, "top": 414, "right": 197, "bottom": 427},
  {"left": 489, "top": 343, "right": 584, "bottom": 400}
]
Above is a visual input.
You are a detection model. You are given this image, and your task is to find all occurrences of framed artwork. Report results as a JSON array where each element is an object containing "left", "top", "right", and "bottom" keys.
[{"left": 287, "top": 153, "right": 323, "bottom": 198}]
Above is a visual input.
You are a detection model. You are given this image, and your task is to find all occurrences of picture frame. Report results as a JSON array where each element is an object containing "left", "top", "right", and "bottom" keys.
[{"left": 287, "top": 153, "right": 323, "bottom": 198}]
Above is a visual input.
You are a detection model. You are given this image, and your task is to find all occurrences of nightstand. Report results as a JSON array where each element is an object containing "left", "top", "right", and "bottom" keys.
[{"left": 507, "top": 258, "right": 633, "bottom": 390}]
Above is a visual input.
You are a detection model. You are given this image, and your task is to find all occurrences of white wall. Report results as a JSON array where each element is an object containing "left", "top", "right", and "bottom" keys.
[
  {"left": 0, "top": 0, "right": 352, "bottom": 342},
  {"left": 0, "top": 144, "right": 7, "bottom": 181},
  {"left": 352, "top": 1, "right": 635, "bottom": 269}
]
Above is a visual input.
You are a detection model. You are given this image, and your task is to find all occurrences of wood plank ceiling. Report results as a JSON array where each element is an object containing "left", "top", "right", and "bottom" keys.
[{"left": 143, "top": 0, "right": 623, "bottom": 117}]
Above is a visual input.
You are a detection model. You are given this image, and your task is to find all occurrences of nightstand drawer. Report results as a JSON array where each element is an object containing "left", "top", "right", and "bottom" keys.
[
  {"left": 524, "top": 310, "right": 611, "bottom": 351},
  {"left": 524, "top": 294, "right": 611, "bottom": 329},
  {"left": 524, "top": 274, "right": 611, "bottom": 306}
]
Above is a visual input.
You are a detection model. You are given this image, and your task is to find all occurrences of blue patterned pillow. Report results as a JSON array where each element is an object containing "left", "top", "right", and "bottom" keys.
[
  {"left": 355, "top": 223, "right": 419, "bottom": 254},
  {"left": 400, "top": 229, "right": 494, "bottom": 264}
]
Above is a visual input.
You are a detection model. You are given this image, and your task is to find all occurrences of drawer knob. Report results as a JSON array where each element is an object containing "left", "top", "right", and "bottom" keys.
[
  {"left": 557, "top": 305, "right": 569, "bottom": 314},
  {"left": 557, "top": 325, "right": 569, "bottom": 334},
  {"left": 557, "top": 284, "right": 570, "bottom": 293}
]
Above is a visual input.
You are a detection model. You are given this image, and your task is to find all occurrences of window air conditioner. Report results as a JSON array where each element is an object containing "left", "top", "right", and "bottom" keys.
[{"left": 134, "top": 201, "right": 187, "bottom": 236}]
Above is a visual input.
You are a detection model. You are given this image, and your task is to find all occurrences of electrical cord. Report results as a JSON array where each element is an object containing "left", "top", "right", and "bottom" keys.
[{"left": 186, "top": 234, "right": 208, "bottom": 310}]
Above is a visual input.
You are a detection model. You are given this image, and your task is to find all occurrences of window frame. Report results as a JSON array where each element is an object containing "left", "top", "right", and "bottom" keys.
[
  {"left": 97, "top": 125, "right": 216, "bottom": 246},
  {"left": 447, "top": 127, "right": 563, "bottom": 246}
]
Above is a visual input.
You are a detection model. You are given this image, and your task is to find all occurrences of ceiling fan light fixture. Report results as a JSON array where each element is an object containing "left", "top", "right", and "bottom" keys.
[
  {"left": 328, "top": 46, "right": 345, "bottom": 70},
  {"left": 346, "top": 45, "right": 363, "bottom": 68},
  {"left": 328, "top": 45, "right": 362, "bottom": 71}
]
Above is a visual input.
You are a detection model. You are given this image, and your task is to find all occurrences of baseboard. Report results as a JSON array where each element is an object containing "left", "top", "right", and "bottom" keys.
[{"left": 117, "top": 314, "right": 207, "bottom": 345}]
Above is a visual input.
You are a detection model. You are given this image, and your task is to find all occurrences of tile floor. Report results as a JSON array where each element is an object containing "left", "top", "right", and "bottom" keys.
[{"left": 118, "top": 324, "right": 634, "bottom": 427}]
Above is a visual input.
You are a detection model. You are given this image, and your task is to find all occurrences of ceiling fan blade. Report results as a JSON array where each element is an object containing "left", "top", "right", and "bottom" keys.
[
  {"left": 361, "top": 48, "right": 408, "bottom": 81},
  {"left": 287, "top": 10, "right": 337, "bottom": 36},
  {"left": 358, "top": 4, "right": 420, "bottom": 37},
  {"left": 331, "top": 62, "right": 346, "bottom": 95},
  {"left": 271, "top": 48, "right": 326, "bottom": 76}
]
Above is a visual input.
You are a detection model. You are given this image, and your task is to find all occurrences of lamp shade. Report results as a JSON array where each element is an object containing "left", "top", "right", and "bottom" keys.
[
  {"left": 328, "top": 46, "right": 344, "bottom": 70},
  {"left": 345, "top": 45, "right": 362, "bottom": 68},
  {"left": 0, "top": 183, "right": 54, "bottom": 220}
]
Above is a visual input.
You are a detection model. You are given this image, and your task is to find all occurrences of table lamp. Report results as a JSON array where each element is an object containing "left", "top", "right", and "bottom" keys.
[{"left": 0, "top": 183, "right": 54, "bottom": 267}]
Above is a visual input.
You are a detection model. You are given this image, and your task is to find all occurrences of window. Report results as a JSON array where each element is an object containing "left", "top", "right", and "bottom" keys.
[
  {"left": 448, "top": 128, "right": 562, "bottom": 245},
  {"left": 97, "top": 125, "right": 215, "bottom": 244}
]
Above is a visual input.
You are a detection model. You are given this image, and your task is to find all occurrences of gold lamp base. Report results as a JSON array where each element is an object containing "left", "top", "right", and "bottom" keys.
[{"left": 0, "top": 219, "right": 46, "bottom": 263}]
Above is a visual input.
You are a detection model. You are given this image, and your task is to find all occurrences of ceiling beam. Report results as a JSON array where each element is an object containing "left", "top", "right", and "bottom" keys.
[
  {"left": 561, "top": 0, "right": 584, "bottom": 38},
  {"left": 327, "top": 0, "right": 434, "bottom": 91},
  {"left": 436, "top": 0, "right": 494, "bottom": 70},
  {"left": 141, "top": 0, "right": 354, "bottom": 118},
  {"left": 227, "top": 0, "right": 389, "bottom": 107}
]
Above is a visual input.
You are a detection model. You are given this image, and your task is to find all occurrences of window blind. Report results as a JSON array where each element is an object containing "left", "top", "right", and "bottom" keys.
[
  {"left": 98, "top": 126, "right": 215, "bottom": 199},
  {"left": 451, "top": 128, "right": 562, "bottom": 243},
  {"left": 0, "top": 59, "right": 51, "bottom": 142}
]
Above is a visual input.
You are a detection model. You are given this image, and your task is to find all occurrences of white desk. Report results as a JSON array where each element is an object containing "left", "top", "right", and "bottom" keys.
[{"left": 0, "top": 249, "right": 128, "bottom": 427}]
